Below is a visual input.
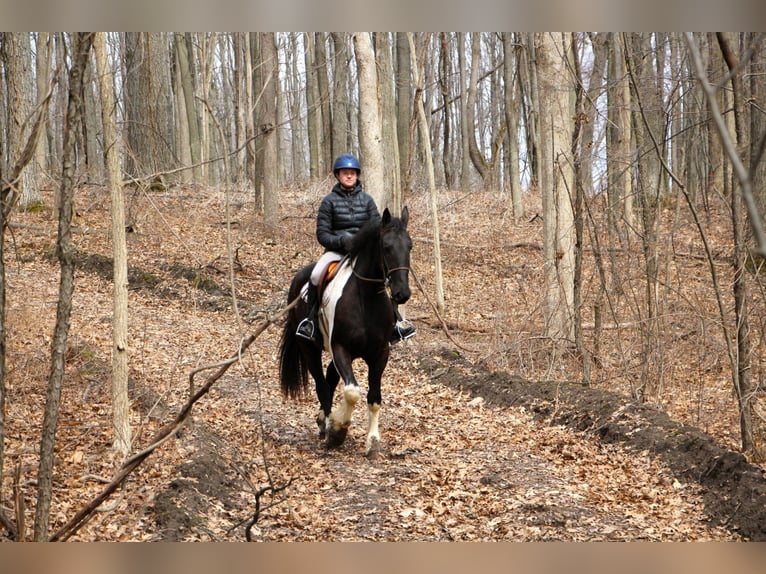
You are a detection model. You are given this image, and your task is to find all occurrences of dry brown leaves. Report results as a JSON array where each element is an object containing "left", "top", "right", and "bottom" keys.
[{"left": 0, "top": 184, "right": 747, "bottom": 541}]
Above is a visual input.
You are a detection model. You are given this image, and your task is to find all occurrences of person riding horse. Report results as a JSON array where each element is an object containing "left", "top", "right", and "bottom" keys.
[{"left": 296, "top": 153, "right": 416, "bottom": 344}]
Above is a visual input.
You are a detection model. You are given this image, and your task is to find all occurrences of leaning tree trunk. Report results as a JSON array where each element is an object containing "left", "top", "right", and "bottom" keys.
[{"left": 34, "top": 33, "right": 94, "bottom": 542}]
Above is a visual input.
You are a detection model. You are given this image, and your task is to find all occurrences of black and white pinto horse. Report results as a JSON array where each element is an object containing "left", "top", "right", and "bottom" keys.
[{"left": 279, "top": 207, "right": 412, "bottom": 456}]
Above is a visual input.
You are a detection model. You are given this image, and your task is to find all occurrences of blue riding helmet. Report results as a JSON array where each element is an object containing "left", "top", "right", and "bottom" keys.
[{"left": 333, "top": 154, "right": 361, "bottom": 174}]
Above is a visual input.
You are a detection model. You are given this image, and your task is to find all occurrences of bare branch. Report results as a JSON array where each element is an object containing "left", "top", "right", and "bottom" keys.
[{"left": 684, "top": 32, "right": 766, "bottom": 257}]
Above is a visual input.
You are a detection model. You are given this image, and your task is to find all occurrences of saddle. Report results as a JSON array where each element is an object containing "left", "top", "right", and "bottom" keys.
[{"left": 316, "top": 259, "right": 342, "bottom": 300}]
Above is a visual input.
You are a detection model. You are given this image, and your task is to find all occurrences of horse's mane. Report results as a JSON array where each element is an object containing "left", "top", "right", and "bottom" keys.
[{"left": 346, "top": 217, "right": 382, "bottom": 259}]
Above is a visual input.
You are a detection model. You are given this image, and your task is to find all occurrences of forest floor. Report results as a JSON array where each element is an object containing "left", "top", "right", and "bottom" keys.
[{"left": 2, "top": 182, "right": 765, "bottom": 541}]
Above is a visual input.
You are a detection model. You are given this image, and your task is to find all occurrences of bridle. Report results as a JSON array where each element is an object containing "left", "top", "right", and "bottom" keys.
[{"left": 351, "top": 232, "right": 410, "bottom": 289}]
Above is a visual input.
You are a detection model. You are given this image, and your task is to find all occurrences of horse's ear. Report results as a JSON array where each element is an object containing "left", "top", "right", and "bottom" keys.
[
  {"left": 382, "top": 208, "right": 392, "bottom": 225},
  {"left": 401, "top": 206, "right": 409, "bottom": 227}
]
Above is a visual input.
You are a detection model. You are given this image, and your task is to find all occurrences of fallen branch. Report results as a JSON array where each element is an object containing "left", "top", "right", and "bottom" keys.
[{"left": 48, "top": 295, "right": 300, "bottom": 542}]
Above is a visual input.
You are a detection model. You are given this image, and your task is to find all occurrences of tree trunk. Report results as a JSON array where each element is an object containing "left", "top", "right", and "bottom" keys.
[
  {"left": 502, "top": 32, "right": 523, "bottom": 218},
  {"left": 537, "top": 32, "right": 575, "bottom": 343},
  {"left": 304, "top": 33, "right": 321, "bottom": 179},
  {"left": 232, "top": 33, "right": 248, "bottom": 186},
  {"left": 375, "top": 33, "right": 401, "bottom": 214},
  {"left": 458, "top": 33, "right": 473, "bottom": 192},
  {"left": 408, "top": 33, "right": 445, "bottom": 312},
  {"left": 94, "top": 33, "right": 131, "bottom": 458},
  {"left": 260, "top": 33, "right": 279, "bottom": 228},
  {"left": 717, "top": 31, "right": 756, "bottom": 456},
  {"left": 34, "top": 33, "right": 51, "bottom": 186},
  {"left": 626, "top": 32, "right": 664, "bottom": 401},
  {"left": 465, "top": 33, "right": 488, "bottom": 187},
  {"left": 123, "top": 33, "right": 174, "bottom": 180},
  {"left": 4, "top": 33, "right": 40, "bottom": 207},
  {"left": 315, "top": 33, "right": 332, "bottom": 173},
  {"left": 175, "top": 33, "right": 202, "bottom": 182},
  {"left": 332, "top": 33, "right": 350, "bottom": 158},
  {"left": 34, "top": 33, "right": 93, "bottom": 541},
  {"left": 396, "top": 33, "right": 412, "bottom": 192},
  {"left": 353, "top": 32, "right": 386, "bottom": 209}
]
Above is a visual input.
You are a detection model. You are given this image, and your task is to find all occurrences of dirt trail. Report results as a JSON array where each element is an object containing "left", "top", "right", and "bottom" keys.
[{"left": 149, "top": 342, "right": 752, "bottom": 541}]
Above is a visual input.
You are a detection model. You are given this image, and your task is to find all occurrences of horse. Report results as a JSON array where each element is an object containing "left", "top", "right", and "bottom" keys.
[{"left": 278, "top": 207, "right": 412, "bottom": 457}]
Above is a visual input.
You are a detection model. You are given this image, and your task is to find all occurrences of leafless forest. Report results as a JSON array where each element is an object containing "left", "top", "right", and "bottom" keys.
[{"left": 1, "top": 32, "right": 766, "bottom": 541}]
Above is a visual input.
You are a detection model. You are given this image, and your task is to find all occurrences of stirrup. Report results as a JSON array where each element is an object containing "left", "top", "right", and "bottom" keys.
[
  {"left": 391, "top": 319, "right": 416, "bottom": 343},
  {"left": 296, "top": 318, "right": 316, "bottom": 341}
]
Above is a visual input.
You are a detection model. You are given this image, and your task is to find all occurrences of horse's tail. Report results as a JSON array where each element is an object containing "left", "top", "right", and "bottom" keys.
[
  {"left": 278, "top": 315, "right": 309, "bottom": 399},
  {"left": 278, "top": 267, "right": 313, "bottom": 399}
]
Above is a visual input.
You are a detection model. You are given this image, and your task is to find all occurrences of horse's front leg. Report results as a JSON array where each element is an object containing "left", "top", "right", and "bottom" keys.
[
  {"left": 326, "top": 347, "right": 359, "bottom": 448},
  {"left": 316, "top": 362, "right": 340, "bottom": 439},
  {"left": 364, "top": 350, "right": 388, "bottom": 458}
]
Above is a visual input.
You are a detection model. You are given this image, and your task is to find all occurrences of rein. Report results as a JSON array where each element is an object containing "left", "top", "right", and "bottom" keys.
[{"left": 350, "top": 240, "right": 409, "bottom": 287}]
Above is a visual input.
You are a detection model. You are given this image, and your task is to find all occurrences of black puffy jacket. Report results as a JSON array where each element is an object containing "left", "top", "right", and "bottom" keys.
[{"left": 316, "top": 182, "right": 380, "bottom": 254}]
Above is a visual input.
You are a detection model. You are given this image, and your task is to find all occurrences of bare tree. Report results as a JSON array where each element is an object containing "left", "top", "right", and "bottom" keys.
[
  {"left": 260, "top": 32, "right": 279, "bottom": 228},
  {"left": 396, "top": 33, "right": 412, "bottom": 191},
  {"left": 3, "top": 33, "right": 40, "bottom": 207},
  {"left": 34, "top": 33, "right": 94, "bottom": 541},
  {"left": 353, "top": 32, "right": 386, "bottom": 209},
  {"left": 409, "top": 33, "right": 445, "bottom": 313},
  {"left": 537, "top": 32, "right": 576, "bottom": 343},
  {"left": 94, "top": 32, "right": 131, "bottom": 458},
  {"left": 375, "top": 33, "right": 402, "bottom": 214},
  {"left": 502, "top": 32, "right": 523, "bottom": 219},
  {"left": 332, "top": 33, "right": 351, "bottom": 158}
]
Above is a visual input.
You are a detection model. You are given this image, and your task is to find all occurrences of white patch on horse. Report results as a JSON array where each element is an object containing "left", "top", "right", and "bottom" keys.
[{"left": 319, "top": 258, "right": 354, "bottom": 355}]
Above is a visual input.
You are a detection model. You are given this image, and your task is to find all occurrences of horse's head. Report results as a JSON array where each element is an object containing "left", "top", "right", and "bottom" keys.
[{"left": 380, "top": 206, "right": 412, "bottom": 305}]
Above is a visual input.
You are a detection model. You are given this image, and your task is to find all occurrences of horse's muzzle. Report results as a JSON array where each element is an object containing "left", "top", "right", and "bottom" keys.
[{"left": 390, "top": 284, "right": 411, "bottom": 305}]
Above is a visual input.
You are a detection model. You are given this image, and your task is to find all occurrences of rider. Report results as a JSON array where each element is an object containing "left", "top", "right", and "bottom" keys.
[{"left": 296, "top": 153, "right": 416, "bottom": 344}]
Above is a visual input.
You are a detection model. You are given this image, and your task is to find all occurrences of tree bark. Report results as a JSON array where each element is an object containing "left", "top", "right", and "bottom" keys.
[
  {"left": 396, "top": 33, "right": 412, "bottom": 192},
  {"left": 260, "top": 33, "right": 279, "bottom": 228},
  {"left": 175, "top": 33, "right": 202, "bottom": 182},
  {"left": 502, "top": 33, "right": 523, "bottom": 218},
  {"left": 375, "top": 33, "right": 401, "bottom": 214},
  {"left": 4, "top": 33, "right": 40, "bottom": 207},
  {"left": 34, "top": 33, "right": 93, "bottom": 542},
  {"left": 408, "top": 33, "right": 445, "bottom": 312},
  {"left": 353, "top": 32, "right": 386, "bottom": 210},
  {"left": 94, "top": 33, "right": 132, "bottom": 458},
  {"left": 537, "top": 32, "right": 575, "bottom": 343},
  {"left": 331, "top": 33, "right": 350, "bottom": 158}
]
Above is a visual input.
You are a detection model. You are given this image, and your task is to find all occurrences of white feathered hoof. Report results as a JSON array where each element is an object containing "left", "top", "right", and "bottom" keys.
[{"left": 365, "top": 437, "right": 380, "bottom": 460}]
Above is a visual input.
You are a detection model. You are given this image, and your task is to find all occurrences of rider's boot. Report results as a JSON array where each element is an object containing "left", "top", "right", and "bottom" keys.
[
  {"left": 390, "top": 305, "right": 416, "bottom": 343},
  {"left": 296, "top": 283, "right": 320, "bottom": 342}
]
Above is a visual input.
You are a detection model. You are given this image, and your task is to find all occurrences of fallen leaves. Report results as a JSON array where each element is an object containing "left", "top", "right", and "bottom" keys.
[{"left": 0, "top": 186, "right": 750, "bottom": 541}]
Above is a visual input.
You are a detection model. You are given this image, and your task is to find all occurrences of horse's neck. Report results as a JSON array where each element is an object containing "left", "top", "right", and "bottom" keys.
[{"left": 352, "top": 243, "right": 383, "bottom": 279}]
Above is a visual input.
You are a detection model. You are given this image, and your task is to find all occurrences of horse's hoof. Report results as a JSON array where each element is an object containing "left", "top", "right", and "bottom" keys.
[
  {"left": 325, "top": 425, "right": 348, "bottom": 449},
  {"left": 365, "top": 437, "right": 380, "bottom": 460}
]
